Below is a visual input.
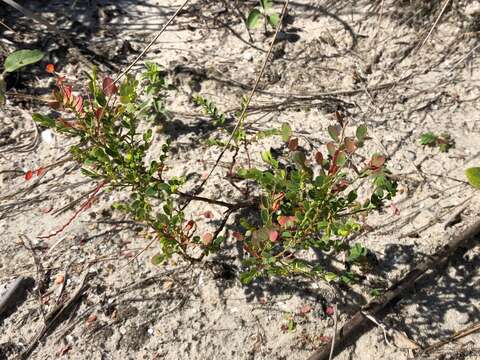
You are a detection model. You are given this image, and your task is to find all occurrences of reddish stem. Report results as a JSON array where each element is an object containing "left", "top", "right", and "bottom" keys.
[{"left": 38, "top": 180, "right": 108, "bottom": 239}]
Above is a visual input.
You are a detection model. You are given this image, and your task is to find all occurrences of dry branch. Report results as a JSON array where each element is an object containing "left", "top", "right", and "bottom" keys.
[{"left": 308, "top": 219, "right": 480, "bottom": 360}]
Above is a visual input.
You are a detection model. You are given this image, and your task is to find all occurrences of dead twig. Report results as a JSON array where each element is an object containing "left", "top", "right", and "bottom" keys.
[
  {"left": 307, "top": 219, "right": 480, "bottom": 360},
  {"left": 442, "top": 198, "right": 472, "bottom": 229},
  {"left": 113, "top": 0, "right": 190, "bottom": 84},
  {"left": 422, "top": 321, "right": 480, "bottom": 354},
  {"left": 19, "top": 271, "right": 90, "bottom": 360},
  {"left": 186, "top": 0, "right": 290, "bottom": 203}
]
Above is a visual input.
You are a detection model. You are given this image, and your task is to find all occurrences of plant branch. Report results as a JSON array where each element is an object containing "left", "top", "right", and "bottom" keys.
[{"left": 176, "top": 191, "right": 257, "bottom": 210}]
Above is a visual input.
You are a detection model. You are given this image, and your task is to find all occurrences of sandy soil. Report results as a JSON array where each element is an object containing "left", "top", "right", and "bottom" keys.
[{"left": 1, "top": 0, "right": 480, "bottom": 359}]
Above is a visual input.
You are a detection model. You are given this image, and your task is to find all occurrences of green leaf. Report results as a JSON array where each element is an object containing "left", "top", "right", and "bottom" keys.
[
  {"left": 327, "top": 125, "right": 340, "bottom": 142},
  {"left": 335, "top": 151, "right": 346, "bottom": 167},
  {"left": 280, "top": 123, "right": 292, "bottom": 142},
  {"left": 324, "top": 272, "right": 338, "bottom": 282},
  {"left": 466, "top": 167, "right": 480, "bottom": 189},
  {"left": 419, "top": 132, "right": 437, "bottom": 146},
  {"left": 247, "top": 9, "right": 262, "bottom": 28},
  {"left": 32, "top": 113, "right": 55, "bottom": 128},
  {"left": 261, "top": 149, "right": 277, "bottom": 167},
  {"left": 356, "top": 124, "right": 368, "bottom": 142},
  {"left": 151, "top": 253, "right": 167, "bottom": 266},
  {"left": 3, "top": 49, "right": 44, "bottom": 73},
  {"left": 240, "top": 270, "right": 258, "bottom": 284},
  {"left": 290, "top": 150, "right": 306, "bottom": 167},
  {"left": 0, "top": 76, "right": 5, "bottom": 106},
  {"left": 267, "top": 13, "right": 279, "bottom": 27},
  {"left": 260, "top": 0, "right": 272, "bottom": 9}
]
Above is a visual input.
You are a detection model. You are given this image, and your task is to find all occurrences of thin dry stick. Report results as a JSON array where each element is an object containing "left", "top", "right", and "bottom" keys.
[
  {"left": 119, "top": 236, "right": 158, "bottom": 270},
  {"left": 0, "top": 18, "right": 14, "bottom": 32},
  {"left": 39, "top": 180, "right": 107, "bottom": 240},
  {"left": 113, "top": 0, "right": 190, "bottom": 84},
  {"left": 370, "top": 0, "right": 451, "bottom": 121},
  {"left": 1, "top": 0, "right": 70, "bottom": 42},
  {"left": 328, "top": 303, "right": 338, "bottom": 360},
  {"left": 188, "top": 0, "right": 290, "bottom": 199},
  {"left": 417, "top": 0, "right": 451, "bottom": 52},
  {"left": 422, "top": 321, "right": 480, "bottom": 354}
]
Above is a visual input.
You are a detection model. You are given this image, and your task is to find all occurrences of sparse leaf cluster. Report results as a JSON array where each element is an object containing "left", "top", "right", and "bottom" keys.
[
  {"left": 237, "top": 120, "right": 396, "bottom": 283},
  {"left": 247, "top": 0, "right": 280, "bottom": 30},
  {"left": 419, "top": 131, "right": 454, "bottom": 152}
]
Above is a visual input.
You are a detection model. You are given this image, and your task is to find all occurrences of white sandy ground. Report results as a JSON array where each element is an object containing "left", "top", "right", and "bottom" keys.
[{"left": 1, "top": 0, "right": 480, "bottom": 359}]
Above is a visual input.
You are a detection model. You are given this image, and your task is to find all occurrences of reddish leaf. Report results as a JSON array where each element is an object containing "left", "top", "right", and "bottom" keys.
[
  {"left": 46, "top": 63, "right": 55, "bottom": 74},
  {"left": 74, "top": 96, "right": 84, "bottom": 114},
  {"left": 61, "top": 85, "right": 73, "bottom": 105},
  {"left": 268, "top": 230, "right": 279, "bottom": 242},
  {"left": 370, "top": 154, "right": 386, "bottom": 171},
  {"left": 298, "top": 305, "right": 312, "bottom": 316},
  {"left": 56, "top": 345, "right": 72, "bottom": 356},
  {"left": 279, "top": 215, "right": 296, "bottom": 227},
  {"left": 315, "top": 151, "right": 324, "bottom": 165},
  {"left": 326, "top": 142, "right": 336, "bottom": 156},
  {"left": 319, "top": 335, "right": 331, "bottom": 343},
  {"left": 24, "top": 170, "right": 33, "bottom": 181},
  {"left": 344, "top": 137, "right": 357, "bottom": 154},
  {"left": 232, "top": 231, "right": 244, "bottom": 241},
  {"left": 95, "top": 107, "right": 104, "bottom": 120},
  {"left": 201, "top": 210, "right": 214, "bottom": 219},
  {"left": 390, "top": 203, "right": 400, "bottom": 216},
  {"left": 202, "top": 232, "right": 214, "bottom": 246},
  {"left": 36, "top": 167, "right": 45, "bottom": 176},
  {"left": 332, "top": 179, "right": 349, "bottom": 192},
  {"left": 288, "top": 137, "right": 299, "bottom": 151},
  {"left": 86, "top": 314, "right": 97, "bottom": 324},
  {"left": 102, "top": 77, "right": 118, "bottom": 96},
  {"left": 184, "top": 220, "right": 195, "bottom": 231}
]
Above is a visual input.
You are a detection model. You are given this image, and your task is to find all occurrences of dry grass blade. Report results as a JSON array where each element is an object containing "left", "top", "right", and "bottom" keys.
[
  {"left": 187, "top": 0, "right": 290, "bottom": 199},
  {"left": 113, "top": 0, "right": 190, "bottom": 84},
  {"left": 422, "top": 321, "right": 480, "bottom": 354}
]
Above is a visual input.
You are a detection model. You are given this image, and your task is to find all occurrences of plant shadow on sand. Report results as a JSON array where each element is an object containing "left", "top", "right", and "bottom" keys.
[{"left": 382, "top": 237, "right": 480, "bottom": 346}]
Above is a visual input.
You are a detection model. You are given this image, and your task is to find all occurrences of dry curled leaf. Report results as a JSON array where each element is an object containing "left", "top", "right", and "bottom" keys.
[
  {"left": 86, "top": 314, "right": 97, "bottom": 324},
  {"left": 288, "top": 137, "right": 299, "bottom": 151},
  {"left": 344, "top": 137, "right": 357, "bottom": 154},
  {"left": 202, "top": 232, "right": 214, "bottom": 246},
  {"left": 299, "top": 305, "right": 312, "bottom": 316}
]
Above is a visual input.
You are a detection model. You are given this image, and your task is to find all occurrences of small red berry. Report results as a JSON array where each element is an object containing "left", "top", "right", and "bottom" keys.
[{"left": 24, "top": 170, "right": 33, "bottom": 181}]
